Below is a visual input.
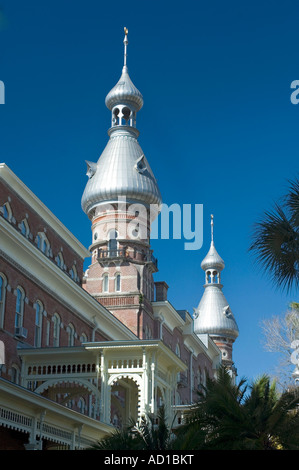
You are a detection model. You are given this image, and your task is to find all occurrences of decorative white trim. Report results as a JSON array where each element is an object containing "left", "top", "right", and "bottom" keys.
[{"left": 0, "top": 163, "right": 90, "bottom": 259}]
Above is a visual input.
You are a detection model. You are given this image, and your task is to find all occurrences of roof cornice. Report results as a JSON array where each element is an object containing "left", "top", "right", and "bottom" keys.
[{"left": 0, "top": 163, "right": 90, "bottom": 260}]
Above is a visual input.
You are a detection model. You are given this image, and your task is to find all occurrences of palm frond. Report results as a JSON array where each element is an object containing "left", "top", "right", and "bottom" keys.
[
  {"left": 286, "top": 177, "right": 299, "bottom": 227},
  {"left": 250, "top": 202, "right": 299, "bottom": 292}
]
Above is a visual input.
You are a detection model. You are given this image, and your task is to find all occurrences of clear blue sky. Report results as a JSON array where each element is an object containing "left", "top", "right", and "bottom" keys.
[{"left": 0, "top": 0, "right": 298, "bottom": 383}]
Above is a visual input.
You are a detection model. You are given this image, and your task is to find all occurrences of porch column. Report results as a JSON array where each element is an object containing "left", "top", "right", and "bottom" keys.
[
  {"left": 150, "top": 351, "right": 156, "bottom": 415},
  {"left": 140, "top": 347, "right": 148, "bottom": 417},
  {"left": 99, "top": 350, "right": 109, "bottom": 424}
]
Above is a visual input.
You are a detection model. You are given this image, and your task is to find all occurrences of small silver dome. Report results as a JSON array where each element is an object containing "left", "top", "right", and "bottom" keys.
[
  {"left": 105, "top": 65, "right": 144, "bottom": 112},
  {"left": 201, "top": 241, "right": 225, "bottom": 272},
  {"left": 194, "top": 215, "right": 239, "bottom": 341}
]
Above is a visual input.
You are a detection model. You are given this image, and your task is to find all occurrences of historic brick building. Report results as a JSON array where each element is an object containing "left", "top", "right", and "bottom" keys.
[{"left": 0, "top": 29, "right": 238, "bottom": 450}]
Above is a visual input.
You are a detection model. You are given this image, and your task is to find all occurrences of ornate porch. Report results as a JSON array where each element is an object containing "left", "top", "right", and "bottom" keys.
[{"left": 16, "top": 340, "right": 187, "bottom": 431}]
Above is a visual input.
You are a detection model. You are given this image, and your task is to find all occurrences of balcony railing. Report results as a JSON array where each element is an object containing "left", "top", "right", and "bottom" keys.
[
  {"left": 98, "top": 248, "right": 127, "bottom": 259},
  {"left": 97, "top": 248, "right": 158, "bottom": 269}
]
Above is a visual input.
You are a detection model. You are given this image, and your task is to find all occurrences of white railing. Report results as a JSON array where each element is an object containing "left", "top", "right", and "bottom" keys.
[
  {"left": 108, "top": 358, "right": 143, "bottom": 369},
  {"left": 0, "top": 405, "right": 33, "bottom": 431}
]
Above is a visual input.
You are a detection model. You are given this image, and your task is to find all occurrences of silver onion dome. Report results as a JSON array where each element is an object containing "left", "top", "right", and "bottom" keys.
[
  {"left": 81, "top": 127, "right": 162, "bottom": 215},
  {"left": 194, "top": 215, "right": 239, "bottom": 340},
  {"left": 105, "top": 65, "right": 144, "bottom": 112},
  {"left": 105, "top": 29, "right": 143, "bottom": 112},
  {"left": 201, "top": 241, "right": 225, "bottom": 272},
  {"left": 81, "top": 28, "right": 161, "bottom": 217},
  {"left": 194, "top": 286, "right": 239, "bottom": 340}
]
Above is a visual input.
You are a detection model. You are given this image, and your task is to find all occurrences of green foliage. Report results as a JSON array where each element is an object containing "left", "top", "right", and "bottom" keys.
[
  {"left": 250, "top": 177, "right": 299, "bottom": 293},
  {"left": 91, "top": 367, "right": 299, "bottom": 451},
  {"left": 176, "top": 367, "right": 299, "bottom": 450},
  {"left": 90, "top": 406, "right": 175, "bottom": 451}
]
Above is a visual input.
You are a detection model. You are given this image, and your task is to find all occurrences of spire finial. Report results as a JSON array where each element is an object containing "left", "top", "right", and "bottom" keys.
[
  {"left": 211, "top": 214, "right": 214, "bottom": 242},
  {"left": 124, "top": 27, "right": 129, "bottom": 67}
]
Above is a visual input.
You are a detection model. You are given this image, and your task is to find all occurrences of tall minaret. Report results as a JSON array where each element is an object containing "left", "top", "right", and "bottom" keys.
[
  {"left": 81, "top": 29, "right": 162, "bottom": 338},
  {"left": 194, "top": 215, "right": 239, "bottom": 377}
]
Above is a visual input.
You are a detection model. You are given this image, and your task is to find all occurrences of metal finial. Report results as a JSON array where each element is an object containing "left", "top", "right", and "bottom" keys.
[
  {"left": 211, "top": 214, "right": 214, "bottom": 241},
  {"left": 124, "top": 27, "right": 128, "bottom": 66}
]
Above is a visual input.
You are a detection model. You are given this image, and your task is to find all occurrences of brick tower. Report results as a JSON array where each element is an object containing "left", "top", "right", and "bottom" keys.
[{"left": 81, "top": 28, "right": 162, "bottom": 338}]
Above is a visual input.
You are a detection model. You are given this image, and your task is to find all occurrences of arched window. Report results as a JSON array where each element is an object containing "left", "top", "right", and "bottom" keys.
[
  {"left": 2, "top": 202, "right": 12, "bottom": 221},
  {"left": 70, "top": 264, "right": 77, "bottom": 281},
  {"left": 11, "top": 365, "right": 20, "bottom": 385},
  {"left": 108, "top": 229, "right": 118, "bottom": 256},
  {"left": 15, "top": 287, "right": 25, "bottom": 329},
  {"left": 103, "top": 273, "right": 109, "bottom": 293},
  {"left": 56, "top": 252, "right": 64, "bottom": 270},
  {"left": 34, "top": 300, "right": 43, "bottom": 347},
  {"left": 20, "top": 219, "right": 30, "bottom": 238},
  {"left": 36, "top": 232, "right": 50, "bottom": 256},
  {"left": 42, "top": 238, "right": 49, "bottom": 255},
  {"left": 80, "top": 332, "right": 88, "bottom": 343},
  {"left": 0, "top": 273, "right": 7, "bottom": 329},
  {"left": 67, "top": 323, "right": 76, "bottom": 346},
  {"left": 52, "top": 313, "right": 61, "bottom": 347},
  {"left": 175, "top": 344, "right": 181, "bottom": 383},
  {"left": 115, "top": 273, "right": 121, "bottom": 292}
]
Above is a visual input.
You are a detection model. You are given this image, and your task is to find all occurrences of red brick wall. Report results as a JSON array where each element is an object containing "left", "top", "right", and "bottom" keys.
[
  {"left": 0, "top": 179, "right": 84, "bottom": 282},
  {"left": 0, "top": 255, "right": 108, "bottom": 382}
]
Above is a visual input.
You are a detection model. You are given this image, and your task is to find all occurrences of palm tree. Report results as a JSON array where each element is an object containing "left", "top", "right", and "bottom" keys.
[
  {"left": 250, "top": 177, "right": 299, "bottom": 292},
  {"left": 90, "top": 368, "right": 299, "bottom": 450},
  {"left": 90, "top": 406, "right": 175, "bottom": 450},
  {"left": 89, "top": 421, "right": 141, "bottom": 450},
  {"left": 134, "top": 405, "right": 175, "bottom": 451},
  {"left": 176, "top": 367, "right": 299, "bottom": 450}
]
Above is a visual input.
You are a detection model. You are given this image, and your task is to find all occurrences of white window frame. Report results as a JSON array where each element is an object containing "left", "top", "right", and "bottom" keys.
[
  {"left": 52, "top": 313, "right": 61, "bottom": 347},
  {"left": 15, "top": 286, "right": 25, "bottom": 328},
  {"left": 2, "top": 202, "right": 12, "bottom": 221},
  {"left": 115, "top": 273, "right": 121, "bottom": 292},
  {"left": 36, "top": 232, "right": 51, "bottom": 256},
  {"left": 0, "top": 273, "right": 7, "bottom": 329},
  {"left": 20, "top": 218, "right": 30, "bottom": 238},
  {"left": 67, "top": 323, "right": 76, "bottom": 346},
  {"left": 56, "top": 252, "right": 64, "bottom": 269},
  {"left": 103, "top": 273, "right": 109, "bottom": 293},
  {"left": 34, "top": 300, "right": 43, "bottom": 347}
]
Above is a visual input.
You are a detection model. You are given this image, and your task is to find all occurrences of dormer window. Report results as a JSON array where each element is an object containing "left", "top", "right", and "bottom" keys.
[
  {"left": 2, "top": 202, "right": 12, "bottom": 221},
  {"left": 36, "top": 232, "right": 51, "bottom": 256},
  {"left": 20, "top": 219, "right": 30, "bottom": 238},
  {"left": 70, "top": 264, "right": 77, "bottom": 281},
  {"left": 56, "top": 252, "right": 64, "bottom": 269}
]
